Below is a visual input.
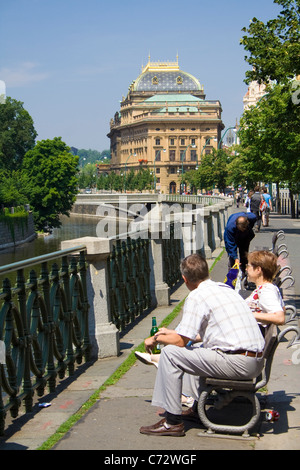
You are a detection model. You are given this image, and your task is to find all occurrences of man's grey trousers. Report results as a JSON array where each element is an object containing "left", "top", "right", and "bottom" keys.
[{"left": 151, "top": 344, "right": 264, "bottom": 415}]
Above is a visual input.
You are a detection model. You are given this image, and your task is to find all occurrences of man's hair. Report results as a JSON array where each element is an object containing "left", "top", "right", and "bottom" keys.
[
  {"left": 254, "top": 185, "right": 260, "bottom": 192},
  {"left": 180, "top": 253, "right": 209, "bottom": 283},
  {"left": 236, "top": 216, "right": 249, "bottom": 231},
  {"left": 247, "top": 250, "right": 279, "bottom": 281}
]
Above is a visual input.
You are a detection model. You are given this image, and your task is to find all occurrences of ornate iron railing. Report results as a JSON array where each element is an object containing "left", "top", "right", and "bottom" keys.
[
  {"left": 108, "top": 235, "right": 151, "bottom": 331},
  {"left": 0, "top": 246, "right": 90, "bottom": 435},
  {"left": 162, "top": 222, "right": 182, "bottom": 287}
]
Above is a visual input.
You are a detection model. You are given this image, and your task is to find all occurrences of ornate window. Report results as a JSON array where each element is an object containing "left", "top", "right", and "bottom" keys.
[
  {"left": 176, "top": 76, "right": 183, "bottom": 85},
  {"left": 152, "top": 76, "right": 159, "bottom": 85}
]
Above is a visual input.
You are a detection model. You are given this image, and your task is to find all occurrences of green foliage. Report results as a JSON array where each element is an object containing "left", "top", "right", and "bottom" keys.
[
  {"left": 0, "top": 97, "right": 37, "bottom": 171},
  {"left": 22, "top": 137, "right": 79, "bottom": 231},
  {"left": 0, "top": 206, "right": 29, "bottom": 242},
  {"left": 237, "top": 83, "right": 300, "bottom": 191},
  {"left": 186, "top": 149, "right": 230, "bottom": 193},
  {"left": 0, "top": 169, "right": 32, "bottom": 206},
  {"left": 241, "top": 0, "right": 300, "bottom": 85},
  {"left": 76, "top": 148, "right": 111, "bottom": 166}
]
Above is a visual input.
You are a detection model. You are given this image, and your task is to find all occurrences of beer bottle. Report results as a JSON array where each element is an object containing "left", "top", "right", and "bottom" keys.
[{"left": 150, "top": 317, "right": 161, "bottom": 354}]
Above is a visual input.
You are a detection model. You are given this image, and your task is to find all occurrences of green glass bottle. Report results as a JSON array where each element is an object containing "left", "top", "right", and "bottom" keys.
[{"left": 150, "top": 317, "right": 161, "bottom": 354}]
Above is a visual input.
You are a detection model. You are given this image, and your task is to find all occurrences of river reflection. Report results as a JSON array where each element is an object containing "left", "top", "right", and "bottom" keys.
[{"left": 0, "top": 214, "right": 100, "bottom": 268}]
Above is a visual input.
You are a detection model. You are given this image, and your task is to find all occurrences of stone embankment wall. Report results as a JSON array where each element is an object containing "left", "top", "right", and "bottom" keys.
[{"left": 0, "top": 212, "right": 36, "bottom": 250}]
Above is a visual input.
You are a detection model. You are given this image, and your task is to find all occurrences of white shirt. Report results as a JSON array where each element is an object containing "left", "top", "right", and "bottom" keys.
[
  {"left": 176, "top": 279, "right": 265, "bottom": 352},
  {"left": 246, "top": 283, "right": 284, "bottom": 315}
]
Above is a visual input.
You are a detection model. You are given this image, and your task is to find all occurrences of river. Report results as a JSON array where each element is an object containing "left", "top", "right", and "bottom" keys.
[{"left": 0, "top": 214, "right": 100, "bottom": 268}]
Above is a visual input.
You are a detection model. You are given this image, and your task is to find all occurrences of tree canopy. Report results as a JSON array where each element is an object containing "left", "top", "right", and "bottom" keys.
[
  {"left": 0, "top": 97, "right": 37, "bottom": 171},
  {"left": 241, "top": 0, "right": 300, "bottom": 85},
  {"left": 22, "top": 137, "right": 79, "bottom": 231}
]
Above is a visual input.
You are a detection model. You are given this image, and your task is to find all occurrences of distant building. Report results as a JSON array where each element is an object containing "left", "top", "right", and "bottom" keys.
[
  {"left": 107, "top": 57, "right": 224, "bottom": 194},
  {"left": 243, "top": 81, "right": 266, "bottom": 110}
]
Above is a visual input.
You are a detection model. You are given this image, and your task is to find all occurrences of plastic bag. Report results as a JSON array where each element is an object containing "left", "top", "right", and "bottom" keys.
[
  {"left": 224, "top": 263, "right": 239, "bottom": 289},
  {"left": 235, "top": 269, "right": 243, "bottom": 291}
]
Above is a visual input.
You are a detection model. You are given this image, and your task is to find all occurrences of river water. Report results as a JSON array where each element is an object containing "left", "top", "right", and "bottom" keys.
[{"left": 0, "top": 214, "right": 100, "bottom": 268}]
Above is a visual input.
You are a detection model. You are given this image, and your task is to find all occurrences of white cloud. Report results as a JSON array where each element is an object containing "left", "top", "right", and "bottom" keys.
[{"left": 0, "top": 62, "right": 49, "bottom": 87}]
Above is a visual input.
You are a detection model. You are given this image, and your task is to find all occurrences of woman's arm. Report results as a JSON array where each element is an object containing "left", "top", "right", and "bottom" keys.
[{"left": 253, "top": 308, "right": 285, "bottom": 326}]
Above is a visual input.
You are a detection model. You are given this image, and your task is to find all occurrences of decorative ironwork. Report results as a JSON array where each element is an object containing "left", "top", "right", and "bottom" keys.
[
  {"left": 0, "top": 246, "right": 90, "bottom": 435},
  {"left": 162, "top": 222, "right": 182, "bottom": 287},
  {"left": 108, "top": 236, "right": 151, "bottom": 331}
]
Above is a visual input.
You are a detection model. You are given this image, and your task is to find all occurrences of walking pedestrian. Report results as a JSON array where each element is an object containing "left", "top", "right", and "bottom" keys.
[{"left": 250, "top": 186, "right": 263, "bottom": 232}]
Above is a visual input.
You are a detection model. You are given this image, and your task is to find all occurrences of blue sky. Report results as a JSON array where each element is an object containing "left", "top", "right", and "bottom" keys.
[{"left": 0, "top": 0, "right": 281, "bottom": 151}]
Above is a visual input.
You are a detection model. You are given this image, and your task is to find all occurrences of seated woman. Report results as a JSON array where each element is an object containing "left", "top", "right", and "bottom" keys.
[{"left": 245, "top": 250, "right": 285, "bottom": 331}]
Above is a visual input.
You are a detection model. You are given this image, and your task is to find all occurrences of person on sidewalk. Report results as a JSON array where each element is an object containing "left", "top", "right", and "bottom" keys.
[
  {"left": 261, "top": 188, "right": 273, "bottom": 227},
  {"left": 250, "top": 186, "right": 263, "bottom": 232},
  {"left": 224, "top": 211, "right": 257, "bottom": 277},
  {"left": 139, "top": 253, "right": 265, "bottom": 437},
  {"left": 246, "top": 250, "right": 285, "bottom": 331}
]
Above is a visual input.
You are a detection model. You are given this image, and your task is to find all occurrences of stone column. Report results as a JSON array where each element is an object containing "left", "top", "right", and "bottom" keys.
[
  {"left": 211, "top": 204, "right": 221, "bottom": 249},
  {"left": 61, "top": 236, "right": 120, "bottom": 359},
  {"left": 202, "top": 207, "right": 212, "bottom": 258}
]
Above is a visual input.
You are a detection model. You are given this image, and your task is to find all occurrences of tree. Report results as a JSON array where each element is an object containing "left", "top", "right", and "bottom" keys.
[
  {"left": 186, "top": 149, "right": 229, "bottom": 193},
  {"left": 0, "top": 169, "right": 33, "bottom": 206},
  {"left": 0, "top": 97, "right": 37, "bottom": 171},
  {"left": 237, "top": 83, "right": 300, "bottom": 215},
  {"left": 22, "top": 137, "right": 79, "bottom": 231},
  {"left": 241, "top": 0, "right": 300, "bottom": 85}
]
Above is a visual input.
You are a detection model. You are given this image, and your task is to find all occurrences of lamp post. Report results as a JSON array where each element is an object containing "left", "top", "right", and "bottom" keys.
[
  {"left": 153, "top": 149, "right": 166, "bottom": 192},
  {"left": 124, "top": 152, "right": 136, "bottom": 193},
  {"left": 179, "top": 144, "right": 195, "bottom": 194},
  {"left": 218, "top": 126, "right": 237, "bottom": 149}
]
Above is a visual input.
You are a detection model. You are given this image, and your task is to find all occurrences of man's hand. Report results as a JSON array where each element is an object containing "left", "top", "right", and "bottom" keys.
[{"left": 144, "top": 336, "right": 158, "bottom": 353}]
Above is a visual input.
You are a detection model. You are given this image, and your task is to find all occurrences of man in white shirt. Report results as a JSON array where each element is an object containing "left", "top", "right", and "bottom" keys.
[{"left": 140, "top": 253, "right": 265, "bottom": 437}]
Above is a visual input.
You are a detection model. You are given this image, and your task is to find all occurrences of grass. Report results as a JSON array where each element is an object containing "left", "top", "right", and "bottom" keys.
[{"left": 37, "top": 249, "right": 225, "bottom": 450}]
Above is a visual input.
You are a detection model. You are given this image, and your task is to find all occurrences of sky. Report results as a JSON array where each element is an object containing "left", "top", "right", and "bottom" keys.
[{"left": 0, "top": 0, "right": 281, "bottom": 152}]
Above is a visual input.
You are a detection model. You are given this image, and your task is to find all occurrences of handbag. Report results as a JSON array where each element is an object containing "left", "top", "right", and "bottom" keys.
[
  {"left": 224, "top": 262, "right": 240, "bottom": 289},
  {"left": 259, "top": 197, "right": 267, "bottom": 212}
]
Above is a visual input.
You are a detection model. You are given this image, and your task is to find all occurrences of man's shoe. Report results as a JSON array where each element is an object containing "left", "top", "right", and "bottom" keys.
[
  {"left": 135, "top": 351, "right": 158, "bottom": 368},
  {"left": 140, "top": 418, "right": 185, "bottom": 436},
  {"left": 181, "top": 407, "right": 200, "bottom": 422}
]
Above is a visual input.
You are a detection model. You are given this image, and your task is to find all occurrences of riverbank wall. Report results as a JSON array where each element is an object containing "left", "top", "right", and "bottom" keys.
[{"left": 0, "top": 211, "right": 36, "bottom": 251}]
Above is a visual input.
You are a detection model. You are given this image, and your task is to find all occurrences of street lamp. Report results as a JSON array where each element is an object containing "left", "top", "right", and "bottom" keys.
[
  {"left": 124, "top": 152, "right": 136, "bottom": 192},
  {"left": 153, "top": 149, "right": 166, "bottom": 192},
  {"left": 218, "top": 127, "right": 237, "bottom": 149},
  {"left": 180, "top": 144, "right": 195, "bottom": 194}
]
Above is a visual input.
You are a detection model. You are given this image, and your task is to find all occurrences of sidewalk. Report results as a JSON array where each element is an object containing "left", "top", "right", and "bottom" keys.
[{"left": 0, "top": 212, "right": 299, "bottom": 451}]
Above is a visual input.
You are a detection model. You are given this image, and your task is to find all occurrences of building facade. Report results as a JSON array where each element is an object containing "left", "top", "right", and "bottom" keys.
[
  {"left": 107, "top": 58, "right": 224, "bottom": 194},
  {"left": 243, "top": 81, "right": 266, "bottom": 110}
]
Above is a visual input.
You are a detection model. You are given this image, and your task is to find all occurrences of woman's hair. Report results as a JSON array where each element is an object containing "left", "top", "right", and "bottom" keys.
[
  {"left": 247, "top": 250, "right": 279, "bottom": 281},
  {"left": 180, "top": 253, "right": 209, "bottom": 283}
]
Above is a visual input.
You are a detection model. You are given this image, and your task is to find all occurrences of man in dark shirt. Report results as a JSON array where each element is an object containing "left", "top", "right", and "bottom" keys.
[
  {"left": 224, "top": 211, "right": 257, "bottom": 276},
  {"left": 250, "top": 186, "right": 262, "bottom": 232}
]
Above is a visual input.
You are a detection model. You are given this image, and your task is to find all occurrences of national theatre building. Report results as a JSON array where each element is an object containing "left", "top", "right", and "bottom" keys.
[{"left": 107, "top": 57, "right": 224, "bottom": 194}]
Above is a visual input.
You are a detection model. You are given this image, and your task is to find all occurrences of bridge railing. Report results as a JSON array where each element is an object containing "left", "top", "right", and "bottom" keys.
[
  {"left": 62, "top": 197, "right": 233, "bottom": 359},
  {"left": 0, "top": 246, "right": 90, "bottom": 435}
]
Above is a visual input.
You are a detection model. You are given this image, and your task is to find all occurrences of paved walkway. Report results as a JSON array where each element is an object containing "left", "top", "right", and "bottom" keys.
[{"left": 0, "top": 212, "right": 299, "bottom": 451}]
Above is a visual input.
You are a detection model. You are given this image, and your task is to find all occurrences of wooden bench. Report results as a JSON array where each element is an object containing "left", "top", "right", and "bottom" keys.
[{"left": 197, "top": 324, "right": 279, "bottom": 438}]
